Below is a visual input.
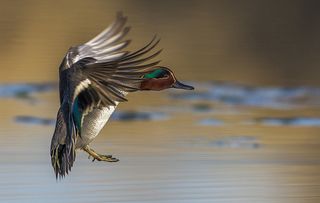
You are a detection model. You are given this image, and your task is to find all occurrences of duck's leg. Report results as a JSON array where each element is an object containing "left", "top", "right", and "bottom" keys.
[{"left": 82, "top": 145, "right": 119, "bottom": 162}]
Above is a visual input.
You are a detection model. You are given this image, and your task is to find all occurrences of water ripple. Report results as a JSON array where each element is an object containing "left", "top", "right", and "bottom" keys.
[
  {"left": 170, "top": 81, "right": 320, "bottom": 109},
  {"left": 14, "top": 111, "right": 169, "bottom": 126},
  {"left": 111, "top": 111, "right": 169, "bottom": 121},
  {"left": 0, "top": 83, "right": 57, "bottom": 98},
  {"left": 254, "top": 117, "right": 320, "bottom": 127},
  {"left": 198, "top": 118, "right": 225, "bottom": 126},
  {"left": 14, "top": 116, "right": 55, "bottom": 126},
  {"left": 180, "top": 136, "right": 261, "bottom": 149}
]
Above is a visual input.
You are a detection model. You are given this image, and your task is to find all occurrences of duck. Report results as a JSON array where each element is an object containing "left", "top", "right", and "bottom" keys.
[{"left": 50, "top": 12, "right": 194, "bottom": 178}]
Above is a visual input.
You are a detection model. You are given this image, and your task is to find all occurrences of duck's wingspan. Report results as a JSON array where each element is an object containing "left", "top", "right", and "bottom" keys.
[{"left": 56, "top": 12, "right": 162, "bottom": 177}]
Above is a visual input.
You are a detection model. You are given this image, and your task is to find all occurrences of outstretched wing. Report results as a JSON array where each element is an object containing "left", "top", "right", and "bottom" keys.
[
  {"left": 59, "top": 12, "right": 161, "bottom": 105},
  {"left": 55, "top": 12, "right": 161, "bottom": 178},
  {"left": 59, "top": 12, "right": 130, "bottom": 72}
]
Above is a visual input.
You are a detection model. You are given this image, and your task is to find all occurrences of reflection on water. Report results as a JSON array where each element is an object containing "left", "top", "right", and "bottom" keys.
[
  {"left": 0, "top": 83, "right": 56, "bottom": 98},
  {"left": 170, "top": 81, "right": 320, "bottom": 109},
  {"left": 210, "top": 136, "right": 260, "bottom": 149},
  {"left": 1, "top": 1, "right": 320, "bottom": 203},
  {"left": 111, "top": 111, "right": 169, "bottom": 121},
  {"left": 2, "top": 80, "right": 320, "bottom": 203},
  {"left": 198, "top": 118, "right": 225, "bottom": 126},
  {"left": 14, "top": 111, "right": 169, "bottom": 126},
  {"left": 253, "top": 117, "right": 320, "bottom": 127},
  {"left": 15, "top": 115, "right": 55, "bottom": 126},
  {"left": 192, "top": 103, "right": 212, "bottom": 112},
  {"left": 180, "top": 136, "right": 261, "bottom": 149}
]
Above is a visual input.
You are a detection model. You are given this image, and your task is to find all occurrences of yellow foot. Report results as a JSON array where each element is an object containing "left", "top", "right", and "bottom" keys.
[{"left": 82, "top": 145, "right": 119, "bottom": 162}]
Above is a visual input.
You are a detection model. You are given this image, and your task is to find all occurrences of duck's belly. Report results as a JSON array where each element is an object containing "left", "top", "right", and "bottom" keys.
[{"left": 76, "top": 105, "right": 117, "bottom": 148}]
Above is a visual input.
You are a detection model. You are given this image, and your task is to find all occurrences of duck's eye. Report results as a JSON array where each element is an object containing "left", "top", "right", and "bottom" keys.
[{"left": 161, "top": 74, "right": 169, "bottom": 78}]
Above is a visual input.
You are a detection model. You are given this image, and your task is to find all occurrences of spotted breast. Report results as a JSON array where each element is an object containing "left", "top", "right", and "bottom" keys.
[{"left": 75, "top": 104, "right": 118, "bottom": 148}]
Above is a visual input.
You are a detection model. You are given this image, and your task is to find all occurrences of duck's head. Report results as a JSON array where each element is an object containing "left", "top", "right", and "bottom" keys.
[{"left": 141, "top": 67, "right": 194, "bottom": 91}]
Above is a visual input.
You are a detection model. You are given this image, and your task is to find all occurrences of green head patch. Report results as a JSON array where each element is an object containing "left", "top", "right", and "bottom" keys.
[{"left": 143, "top": 69, "right": 168, "bottom": 79}]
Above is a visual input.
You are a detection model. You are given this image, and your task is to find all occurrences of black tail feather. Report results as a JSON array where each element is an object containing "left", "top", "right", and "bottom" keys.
[
  {"left": 51, "top": 144, "right": 76, "bottom": 179},
  {"left": 50, "top": 106, "right": 77, "bottom": 179}
]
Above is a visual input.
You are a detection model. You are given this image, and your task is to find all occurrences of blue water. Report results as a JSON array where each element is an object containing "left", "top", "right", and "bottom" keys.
[
  {"left": 6, "top": 82, "right": 320, "bottom": 128},
  {"left": 0, "top": 83, "right": 56, "bottom": 98},
  {"left": 170, "top": 81, "right": 320, "bottom": 109}
]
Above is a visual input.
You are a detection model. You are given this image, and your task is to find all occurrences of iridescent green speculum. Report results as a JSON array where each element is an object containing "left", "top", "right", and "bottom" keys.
[
  {"left": 143, "top": 69, "right": 166, "bottom": 79},
  {"left": 73, "top": 97, "right": 82, "bottom": 132}
]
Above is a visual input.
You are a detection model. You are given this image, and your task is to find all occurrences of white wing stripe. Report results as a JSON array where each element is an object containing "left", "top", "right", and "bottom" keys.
[{"left": 74, "top": 79, "right": 92, "bottom": 100}]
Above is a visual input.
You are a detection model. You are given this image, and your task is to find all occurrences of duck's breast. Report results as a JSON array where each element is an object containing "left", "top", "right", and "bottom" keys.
[{"left": 76, "top": 105, "right": 117, "bottom": 148}]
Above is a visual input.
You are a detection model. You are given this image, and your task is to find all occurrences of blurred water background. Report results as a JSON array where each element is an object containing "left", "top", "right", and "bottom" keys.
[{"left": 0, "top": 0, "right": 320, "bottom": 203}]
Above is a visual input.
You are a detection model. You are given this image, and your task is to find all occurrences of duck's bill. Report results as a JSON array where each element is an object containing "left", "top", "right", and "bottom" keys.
[{"left": 172, "top": 81, "right": 194, "bottom": 90}]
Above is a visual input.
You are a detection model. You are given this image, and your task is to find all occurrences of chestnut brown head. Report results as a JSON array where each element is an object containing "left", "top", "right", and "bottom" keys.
[{"left": 140, "top": 67, "right": 194, "bottom": 91}]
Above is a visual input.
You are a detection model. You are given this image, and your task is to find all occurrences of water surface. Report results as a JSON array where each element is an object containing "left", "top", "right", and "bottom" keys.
[{"left": 1, "top": 1, "right": 320, "bottom": 203}]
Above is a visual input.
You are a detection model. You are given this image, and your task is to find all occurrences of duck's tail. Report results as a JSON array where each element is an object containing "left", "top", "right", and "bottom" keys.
[
  {"left": 50, "top": 144, "right": 74, "bottom": 179},
  {"left": 50, "top": 106, "right": 76, "bottom": 179}
]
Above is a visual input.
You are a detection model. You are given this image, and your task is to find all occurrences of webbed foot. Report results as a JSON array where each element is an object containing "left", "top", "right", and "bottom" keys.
[{"left": 82, "top": 145, "right": 119, "bottom": 162}]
